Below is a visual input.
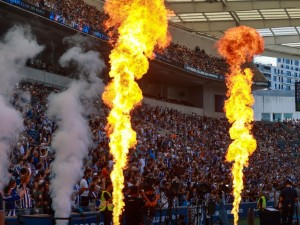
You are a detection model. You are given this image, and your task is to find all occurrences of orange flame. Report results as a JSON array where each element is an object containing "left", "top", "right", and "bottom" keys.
[
  {"left": 102, "top": 1, "right": 170, "bottom": 224},
  {"left": 217, "top": 26, "right": 264, "bottom": 225}
]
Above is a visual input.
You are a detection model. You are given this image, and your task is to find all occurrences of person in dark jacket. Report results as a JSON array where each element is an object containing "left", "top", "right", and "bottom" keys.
[
  {"left": 279, "top": 179, "right": 298, "bottom": 225},
  {"left": 124, "top": 186, "right": 144, "bottom": 225}
]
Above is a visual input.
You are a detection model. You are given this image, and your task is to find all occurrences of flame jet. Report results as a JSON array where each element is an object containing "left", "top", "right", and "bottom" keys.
[
  {"left": 102, "top": 1, "right": 170, "bottom": 224},
  {"left": 217, "top": 26, "right": 264, "bottom": 225}
]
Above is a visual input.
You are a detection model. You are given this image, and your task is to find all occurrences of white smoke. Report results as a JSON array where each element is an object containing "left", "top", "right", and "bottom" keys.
[
  {"left": 63, "top": 34, "right": 97, "bottom": 49},
  {"left": 0, "top": 25, "right": 44, "bottom": 96},
  {"left": 0, "top": 25, "right": 43, "bottom": 190},
  {"left": 49, "top": 41, "right": 105, "bottom": 222},
  {"left": 59, "top": 46, "right": 104, "bottom": 98}
]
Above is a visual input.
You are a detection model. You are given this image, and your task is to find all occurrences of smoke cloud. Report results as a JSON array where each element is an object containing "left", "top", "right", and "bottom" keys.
[
  {"left": 48, "top": 37, "right": 105, "bottom": 222},
  {"left": 0, "top": 25, "right": 43, "bottom": 190},
  {"left": 63, "top": 34, "right": 97, "bottom": 49},
  {"left": 59, "top": 46, "right": 105, "bottom": 98}
]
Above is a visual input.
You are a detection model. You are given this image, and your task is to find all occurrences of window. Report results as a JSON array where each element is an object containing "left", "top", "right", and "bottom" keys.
[
  {"left": 287, "top": 71, "right": 291, "bottom": 76},
  {"left": 273, "top": 76, "right": 277, "bottom": 81},
  {"left": 275, "top": 83, "right": 277, "bottom": 89},
  {"left": 214, "top": 95, "right": 226, "bottom": 113},
  {"left": 278, "top": 58, "right": 281, "bottom": 63},
  {"left": 273, "top": 113, "right": 282, "bottom": 121},
  {"left": 283, "top": 113, "right": 292, "bottom": 120},
  {"left": 262, "top": 113, "right": 271, "bottom": 121},
  {"left": 287, "top": 78, "right": 291, "bottom": 83},
  {"left": 295, "top": 61, "right": 299, "bottom": 66},
  {"left": 285, "top": 59, "right": 290, "bottom": 64},
  {"left": 286, "top": 65, "right": 290, "bottom": 69}
]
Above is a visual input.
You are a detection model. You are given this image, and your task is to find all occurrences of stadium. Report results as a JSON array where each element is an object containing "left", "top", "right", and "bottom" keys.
[{"left": 0, "top": 0, "right": 300, "bottom": 225}]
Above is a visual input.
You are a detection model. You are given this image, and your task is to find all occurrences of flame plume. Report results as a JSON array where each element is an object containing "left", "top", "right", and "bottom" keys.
[
  {"left": 217, "top": 26, "right": 264, "bottom": 225},
  {"left": 102, "top": 1, "right": 170, "bottom": 224}
]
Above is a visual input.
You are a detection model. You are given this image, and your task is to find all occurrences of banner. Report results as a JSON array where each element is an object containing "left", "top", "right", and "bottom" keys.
[
  {"left": 184, "top": 65, "right": 224, "bottom": 80},
  {"left": 2, "top": 0, "right": 50, "bottom": 17}
]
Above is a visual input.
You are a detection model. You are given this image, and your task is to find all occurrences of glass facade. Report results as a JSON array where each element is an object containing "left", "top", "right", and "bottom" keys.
[
  {"left": 261, "top": 113, "right": 271, "bottom": 121},
  {"left": 256, "top": 58, "right": 300, "bottom": 91},
  {"left": 283, "top": 113, "right": 293, "bottom": 120},
  {"left": 273, "top": 113, "right": 282, "bottom": 121}
]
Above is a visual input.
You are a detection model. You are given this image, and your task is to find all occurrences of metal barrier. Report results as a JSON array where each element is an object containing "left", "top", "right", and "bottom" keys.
[{"left": 5, "top": 202, "right": 275, "bottom": 225}]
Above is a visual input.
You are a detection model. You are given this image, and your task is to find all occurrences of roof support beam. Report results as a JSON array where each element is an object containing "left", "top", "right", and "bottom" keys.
[
  {"left": 167, "top": 0, "right": 300, "bottom": 14},
  {"left": 264, "top": 35, "right": 300, "bottom": 45},
  {"left": 229, "top": 11, "right": 240, "bottom": 26},
  {"left": 264, "top": 45, "right": 300, "bottom": 58},
  {"left": 220, "top": 0, "right": 227, "bottom": 7},
  {"left": 174, "top": 18, "right": 300, "bottom": 32}
]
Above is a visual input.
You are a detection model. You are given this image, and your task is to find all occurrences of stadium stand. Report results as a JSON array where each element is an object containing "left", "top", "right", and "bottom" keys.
[{"left": 3, "top": 80, "right": 300, "bottom": 217}]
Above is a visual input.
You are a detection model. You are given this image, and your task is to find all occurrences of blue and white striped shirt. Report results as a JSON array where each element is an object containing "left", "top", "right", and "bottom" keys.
[{"left": 18, "top": 186, "right": 32, "bottom": 209}]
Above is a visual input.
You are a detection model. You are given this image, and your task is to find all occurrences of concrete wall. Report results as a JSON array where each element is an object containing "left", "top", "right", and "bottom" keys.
[
  {"left": 169, "top": 26, "right": 219, "bottom": 57},
  {"left": 83, "top": 0, "right": 103, "bottom": 10},
  {"left": 253, "top": 91, "right": 300, "bottom": 121},
  {"left": 22, "top": 67, "right": 72, "bottom": 88},
  {"left": 203, "top": 85, "right": 225, "bottom": 118}
]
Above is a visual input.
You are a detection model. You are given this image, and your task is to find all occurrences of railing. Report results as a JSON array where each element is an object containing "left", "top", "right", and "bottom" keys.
[{"left": 4, "top": 201, "right": 275, "bottom": 225}]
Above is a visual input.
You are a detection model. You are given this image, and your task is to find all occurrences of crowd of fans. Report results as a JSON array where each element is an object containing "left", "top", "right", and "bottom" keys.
[
  {"left": 2, "top": 80, "right": 300, "bottom": 218},
  {"left": 22, "top": 0, "right": 230, "bottom": 77}
]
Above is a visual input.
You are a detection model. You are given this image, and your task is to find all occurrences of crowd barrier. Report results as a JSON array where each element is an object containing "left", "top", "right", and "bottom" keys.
[{"left": 5, "top": 201, "right": 274, "bottom": 225}]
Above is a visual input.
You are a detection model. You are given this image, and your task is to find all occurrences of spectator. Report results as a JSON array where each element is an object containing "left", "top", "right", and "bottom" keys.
[
  {"left": 141, "top": 185, "right": 159, "bottom": 225},
  {"left": 79, "top": 168, "right": 92, "bottom": 207},
  {"left": 3, "top": 179, "right": 25, "bottom": 216},
  {"left": 99, "top": 181, "right": 113, "bottom": 225},
  {"left": 124, "top": 186, "right": 144, "bottom": 225}
]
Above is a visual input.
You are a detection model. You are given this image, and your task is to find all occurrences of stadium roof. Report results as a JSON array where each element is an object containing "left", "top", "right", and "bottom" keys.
[
  {"left": 95, "top": 0, "right": 300, "bottom": 59},
  {"left": 165, "top": 0, "right": 300, "bottom": 59}
]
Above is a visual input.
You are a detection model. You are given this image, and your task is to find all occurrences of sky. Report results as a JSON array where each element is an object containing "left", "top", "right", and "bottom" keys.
[{"left": 254, "top": 55, "right": 277, "bottom": 67}]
